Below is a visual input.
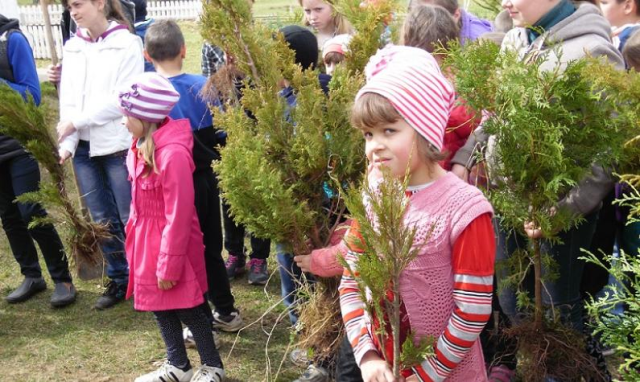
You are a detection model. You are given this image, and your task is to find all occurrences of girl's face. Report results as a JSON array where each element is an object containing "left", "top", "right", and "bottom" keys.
[
  {"left": 67, "top": 0, "right": 106, "bottom": 29},
  {"left": 601, "top": 0, "right": 637, "bottom": 27},
  {"left": 301, "top": 0, "right": 335, "bottom": 32},
  {"left": 325, "top": 61, "right": 337, "bottom": 75},
  {"left": 502, "top": 0, "right": 560, "bottom": 27},
  {"left": 124, "top": 116, "right": 145, "bottom": 139},
  {"left": 363, "top": 119, "right": 430, "bottom": 186}
]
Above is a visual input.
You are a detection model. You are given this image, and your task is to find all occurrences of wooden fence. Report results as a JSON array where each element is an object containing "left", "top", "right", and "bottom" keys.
[{"left": 20, "top": 0, "right": 205, "bottom": 59}]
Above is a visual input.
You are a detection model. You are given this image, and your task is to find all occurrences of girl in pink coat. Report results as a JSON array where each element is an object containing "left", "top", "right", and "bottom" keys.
[{"left": 118, "top": 73, "right": 224, "bottom": 382}]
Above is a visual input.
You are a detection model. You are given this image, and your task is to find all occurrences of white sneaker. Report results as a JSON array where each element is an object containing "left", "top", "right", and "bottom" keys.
[
  {"left": 212, "top": 310, "right": 243, "bottom": 332},
  {"left": 183, "top": 327, "right": 220, "bottom": 349},
  {"left": 191, "top": 365, "right": 225, "bottom": 382},
  {"left": 293, "top": 364, "right": 330, "bottom": 382},
  {"left": 289, "top": 348, "right": 310, "bottom": 367},
  {"left": 135, "top": 361, "right": 193, "bottom": 382}
]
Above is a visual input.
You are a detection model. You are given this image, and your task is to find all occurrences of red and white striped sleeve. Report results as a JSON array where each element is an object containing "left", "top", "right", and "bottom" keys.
[
  {"left": 338, "top": 220, "right": 379, "bottom": 364},
  {"left": 413, "top": 213, "right": 495, "bottom": 382}
]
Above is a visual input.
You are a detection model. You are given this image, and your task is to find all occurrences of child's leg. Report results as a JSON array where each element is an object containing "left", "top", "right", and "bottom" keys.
[
  {"left": 177, "top": 303, "right": 223, "bottom": 368},
  {"left": 335, "top": 335, "right": 364, "bottom": 382},
  {"left": 541, "top": 211, "right": 599, "bottom": 332},
  {"left": 276, "top": 245, "right": 307, "bottom": 326},
  {"left": 194, "top": 172, "right": 237, "bottom": 315},
  {"left": 153, "top": 310, "right": 192, "bottom": 369}
]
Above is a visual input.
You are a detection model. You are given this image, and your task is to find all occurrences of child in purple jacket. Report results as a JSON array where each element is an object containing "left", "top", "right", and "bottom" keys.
[{"left": 409, "top": 0, "right": 493, "bottom": 44}]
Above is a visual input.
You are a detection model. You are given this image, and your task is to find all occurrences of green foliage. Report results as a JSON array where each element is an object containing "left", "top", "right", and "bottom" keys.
[
  {"left": 341, "top": 169, "right": 433, "bottom": 377},
  {"left": 584, "top": 244, "right": 640, "bottom": 380},
  {"left": 0, "top": 83, "right": 107, "bottom": 267},
  {"left": 444, "top": 43, "right": 637, "bottom": 328},
  {"left": 472, "top": 0, "right": 502, "bottom": 17},
  {"left": 202, "top": 0, "right": 395, "bottom": 253}
]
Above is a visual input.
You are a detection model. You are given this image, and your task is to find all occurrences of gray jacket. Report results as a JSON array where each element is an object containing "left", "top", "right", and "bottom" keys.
[{"left": 451, "top": 2, "right": 624, "bottom": 217}]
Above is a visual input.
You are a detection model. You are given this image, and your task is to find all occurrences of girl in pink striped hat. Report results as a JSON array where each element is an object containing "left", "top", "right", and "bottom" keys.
[
  {"left": 119, "top": 72, "right": 225, "bottom": 382},
  {"left": 337, "top": 45, "right": 495, "bottom": 382}
]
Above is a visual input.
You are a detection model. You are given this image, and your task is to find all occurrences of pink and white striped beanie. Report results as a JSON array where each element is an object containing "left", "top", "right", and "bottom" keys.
[
  {"left": 118, "top": 72, "right": 180, "bottom": 124},
  {"left": 356, "top": 45, "right": 454, "bottom": 151}
]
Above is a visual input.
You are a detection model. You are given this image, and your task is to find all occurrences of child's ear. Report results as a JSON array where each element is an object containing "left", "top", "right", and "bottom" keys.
[
  {"left": 143, "top": 50, "right": 152, "bottom": 63},
  {"left": 625, "top": 0, "right": 636, "bottom": 15},
  {"left": 453, "top": 8, "right": 462, "bottom": 23},
  {"left": 181, "top": 45, "right": 187, "bottom": 59}
]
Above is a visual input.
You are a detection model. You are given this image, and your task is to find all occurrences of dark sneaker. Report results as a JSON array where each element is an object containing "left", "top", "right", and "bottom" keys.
[
  {"left": 293, "top": 365, "right": 330, "bottom": 382},
  {"left": 6, "top": 277, "right": 47, "bottom": 303},
  {"left": 50, "top": 282, "right": 77, "bottom": 308},
  {"left": 212, "top": 309, "right": 243, "bottom": 332},
  {"left": 225, "top": 253, "right": 246, "bottom": 280},
  {"left": 247, "top": 258, "right": 269, "bottom": 285},
  {"left": 94, "top": 280, "right": 126, "bottom": 310}
]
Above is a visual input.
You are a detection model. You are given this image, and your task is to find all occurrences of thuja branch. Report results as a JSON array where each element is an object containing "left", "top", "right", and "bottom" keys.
[{"left": 0, "top": 84, "right": 108, "bottom": 268}]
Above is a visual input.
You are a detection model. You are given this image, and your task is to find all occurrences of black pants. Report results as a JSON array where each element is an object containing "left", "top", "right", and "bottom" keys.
[
  {"left": 0, "top": 154, "right": 72, "bottom": 283},
  {"left": 154, "top": 302, "right": 223, "bottom": 368},
  {"left": 480, "top": 278, "right": 517, "bottom": 370},
  {"left": 194, "top": 170, "right": 235, "bottom": 315},
  {"left": 221, "top": 200, "right": 270, "bottom": 260},
  {"left": 335, "top": 335, "right": 364, "bottom": 382},
  {"left": 581, "top": 190, "right": 616, "bottom": 298}
]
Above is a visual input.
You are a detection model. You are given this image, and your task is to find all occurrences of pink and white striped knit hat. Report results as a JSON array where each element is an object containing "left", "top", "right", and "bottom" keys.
[
  {"left": 118, "top": 72, "right": 180, "bottom": 124},
  {"left": 356, "top": 45, "right": 454, "bottom": 151}
]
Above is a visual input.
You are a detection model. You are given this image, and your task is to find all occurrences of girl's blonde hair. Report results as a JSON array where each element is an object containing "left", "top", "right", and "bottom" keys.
[
  {"left": 401, "top": 4, "right": 459, "bottom": 54},
  {"left": 623, "top": 29, "right": 640, "bottom": 71},
  {"left": 138, "top": 121, "right": 160, "bottom": 176},
  {"left": 298, "top": 0, "right": 354, "bottom": 35},
  {"left": 351, "top": 92, "right": 447, "bottom": 162}
]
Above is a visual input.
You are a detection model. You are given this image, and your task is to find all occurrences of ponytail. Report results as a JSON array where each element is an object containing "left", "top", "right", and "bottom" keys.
[{"left": 138, "top": 122, "right": 160, "bottom": 177}]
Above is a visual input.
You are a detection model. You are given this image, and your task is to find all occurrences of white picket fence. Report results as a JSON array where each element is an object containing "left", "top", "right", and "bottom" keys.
[{"left": 19, "top": 0, "right": 204, "bottom": 59}]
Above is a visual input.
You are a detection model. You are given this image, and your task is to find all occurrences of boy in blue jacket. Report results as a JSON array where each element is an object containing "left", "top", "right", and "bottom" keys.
[{"left": 143, "top": 20, "right": 244, "bottom": 341}]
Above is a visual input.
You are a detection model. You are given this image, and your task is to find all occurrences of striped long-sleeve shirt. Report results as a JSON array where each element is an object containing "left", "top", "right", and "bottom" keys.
[{"left": 339, "top": 213, "right": 495, "bottom": 381}]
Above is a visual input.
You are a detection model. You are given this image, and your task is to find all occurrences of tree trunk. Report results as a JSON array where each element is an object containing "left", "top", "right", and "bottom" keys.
[{"left": 533, "top": 238, "right": 543, "bottom": 329}]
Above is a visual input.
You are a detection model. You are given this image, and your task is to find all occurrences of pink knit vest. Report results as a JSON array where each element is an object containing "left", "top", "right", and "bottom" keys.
[{"left": 399, "top": 173, "right": 493, "bottom": 381}]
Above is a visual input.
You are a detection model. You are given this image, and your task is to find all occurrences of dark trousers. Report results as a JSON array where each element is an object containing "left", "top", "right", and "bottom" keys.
[
  {"left": 335, "top": 335, "right": 364, "bottom": 382},
  {"left": 154, "top": 302, "right": 223, "bottom": 368},
  {"left": 221, "top": 200, "right": 270, "bottom": 260},
  {"left": 0, "top": 154, "right": 72, "bottom": 283},
  {"left": 72, "top": 141, "right": 130, "bottom": 285},
  {"left": 498, "top": 213, "right": 599, "bottom": 332},
  {"left": 480, "top": 278, "right": 517, "bottom": 370},
  {"left": 194, "top": 170, "right": 235, "bottom": 315},
  {"left": 581, "top": 191, "right": 616, "bottom": 298}
]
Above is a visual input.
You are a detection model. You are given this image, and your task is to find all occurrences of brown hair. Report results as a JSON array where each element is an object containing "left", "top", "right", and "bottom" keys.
[
  {"left": 297, "top": 0, "right": 354, "bottom": 35},
  {"left": 324, "top": 51, "right": 345, "bottom": 65},
  {"left": 401, "top": 4, "right": 459, "bottom": 54},
  {"left": 351, "top": 93, "right": 446, "bottom": 162},
  {"left": 62, "top": 0, "right": 131, "bottom": 30},
  {"left": 145, "top": 20, "right": 185, "bottom": 62},
  {"left": 408, "top": 0, "right": 458, "bottom": 15},
  {"left": 623, "top": 29, "right": 640, "bottom": 71}
]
